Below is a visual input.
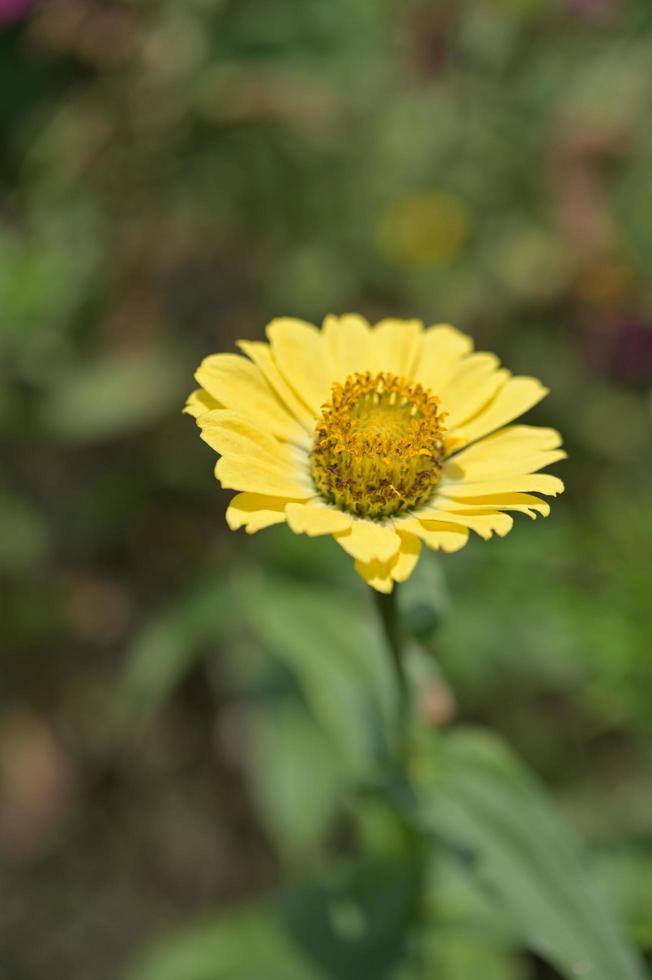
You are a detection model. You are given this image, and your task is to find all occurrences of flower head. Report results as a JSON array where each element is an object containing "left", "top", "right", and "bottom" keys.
[
  {"left": 311, "top": 371, "right": 447, "bottom": 519},
  {"left": 185, "top": 316, "right": 565, "bottom": 592}
]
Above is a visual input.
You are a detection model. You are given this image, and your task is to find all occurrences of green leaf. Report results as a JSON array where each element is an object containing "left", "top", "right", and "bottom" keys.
[
  {"left": 279, "top": 856, "right": 420, "bottom": 980},
  {"left": 124, "top": 856, "right": 420, "bottom": 980},
  {"left": 399, "top": 934, "right": 526, "bottom": 980},
  {"left": 412, "top": 729, "right": 646, "bottom": 980},
  {"left": 41, "top": 348, "right": 190, "bottom": 443},
  {"left": 595, "top": 845, "right": 652, "bottom": 949},
  {"left": 114, "top": 578, "right": 235, "bottom": 733},
  {"left": 124, "top": 906, "right": 325, "bottom": 980},
  {"left": 248, "top": 700, "right": 348, "bottom": 860},
  {"left": 237, "top": 576, "right": 396, "bottom": 777}
]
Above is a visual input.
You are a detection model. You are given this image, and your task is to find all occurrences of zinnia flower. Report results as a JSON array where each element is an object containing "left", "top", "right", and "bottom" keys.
[{"left": 185, "top": 316, "right": 565, "bottom": 592}]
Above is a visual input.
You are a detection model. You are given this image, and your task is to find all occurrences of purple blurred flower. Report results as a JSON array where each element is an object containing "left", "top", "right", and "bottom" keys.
[
  {"left": 567, "top": 0, "right": 617, "bottom": 22},
  {"left": 583, "top": 315, "right": 652, "bottom": 385},
  {"left": 0, "top": 0, "right": 34, "bottom": 27}
]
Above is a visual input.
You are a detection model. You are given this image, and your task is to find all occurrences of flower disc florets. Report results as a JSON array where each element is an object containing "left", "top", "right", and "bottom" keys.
[{"left": 311, "top": 371, "right": 447, "bottom": 519}]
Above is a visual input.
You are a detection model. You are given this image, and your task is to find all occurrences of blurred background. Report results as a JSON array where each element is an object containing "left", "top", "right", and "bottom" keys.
[{"left": 2, "top": 0, "right": 652, "bottom": 978}]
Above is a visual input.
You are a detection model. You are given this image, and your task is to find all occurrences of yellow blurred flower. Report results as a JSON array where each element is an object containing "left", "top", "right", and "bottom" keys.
[
  {"left": 378, "top": 192, "right": 470, "bottom": 266},
  {"left": 185, "top": 316, "right": 565, "bottom": 592}
]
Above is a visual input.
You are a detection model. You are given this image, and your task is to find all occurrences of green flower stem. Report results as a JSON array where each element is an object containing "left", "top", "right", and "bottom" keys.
[
  {"left": 374, "top": 587, "right": 409, "bottom": 766},
  {"left": 374, "top": 589, "right": 434, "bottom": 980}
]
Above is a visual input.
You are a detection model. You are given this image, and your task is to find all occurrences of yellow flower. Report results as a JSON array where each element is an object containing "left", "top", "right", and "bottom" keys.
[
  {"left": 378, "top": 191, "right": 470, "bottom": 266},
  {"left": 185, "top": 316, "right": 565, "bottom": 593}
]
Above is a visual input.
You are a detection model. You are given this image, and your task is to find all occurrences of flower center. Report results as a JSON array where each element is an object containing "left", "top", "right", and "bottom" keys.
[{"left": 311, "top": 372, "right": 447, "bottom": 519}]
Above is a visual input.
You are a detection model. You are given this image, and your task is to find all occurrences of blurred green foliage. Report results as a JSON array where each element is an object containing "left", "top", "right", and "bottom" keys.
[{"left": 3, "top": 1, "right": 652, "bottom": 978}]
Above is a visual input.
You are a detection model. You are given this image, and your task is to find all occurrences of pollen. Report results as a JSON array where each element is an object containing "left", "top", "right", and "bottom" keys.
[{"left": 311, "top": 372, "right": 447, "bottom": 519}]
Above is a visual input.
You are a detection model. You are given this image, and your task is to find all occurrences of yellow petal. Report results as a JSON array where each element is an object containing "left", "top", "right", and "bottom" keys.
[
  {"left": 453, "top": 376, "right": 549, "bottom": 447},
  {"left": 199, "top": 412, "right": 314, "bottom": 498},
  {"left": 445, "top": 450, "right": 566, "bottom": 485},
  {"left": 353, "top": 532, "right": 422, "bottom": 591},
  {"left": 335, "top": 519, "right": 401, "bottom": 563},
  {"left": 198, "top": 410, "right": 294, "bottom": 461},
  {"left": 354, "top": 558, "right": 395, "bottom": 593},
  {"left": 237, "top": 340, "right": 314, "bottom": 436},
  {"left": 184, "top": 389, "right": 222, "bottom": 418},
  {"left": 447, "top": 425, "right": 564, "bottom": 481},
  {"left": 439, "top": 474, "right": 565, "bottom": 498},
  {"left": 438, "top": 492, "right": 552, "bottom": 518},
  {"left": 391, "top": 532, "right": 422, "bottom": 582},
  {"left": 266, "top": 317, "right": 335, "bottom": 415},
  {"left": 398, "top": 517, "right": 470, "bottom": 553},
  {"left": 285, "top": 502, "right": 352, "bottom": 536},
  {"left": 371, "top": 318, "right": 423, "bottom": 376},
  {"left": 322, "top": 313, "right": 373, "bottom": 380},
  {"left": 413, "top": 508, "right": 514, "bottom": 540},
  {"left": 414, "top": 324, "right": 474, "bottom": 392},
  {"left": 463, "top": 424, "right": 563, "bottom": 453},
  {"left": 415, "top": 525, "right": 470, "bottom": 553},
  {"left": 196, "top": 353, "right": 307, "bottom": 446},
  {"left": 216, "top": 455, "right": 313, "bottom": 499},
  {"left": 226, "top": 493, "right": 291, "bottom": 533},
  {"left": 439, "top": 354, "right": 510, "bottom": 430}
]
